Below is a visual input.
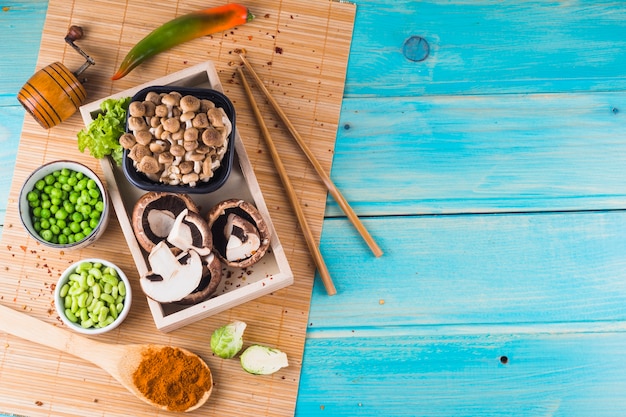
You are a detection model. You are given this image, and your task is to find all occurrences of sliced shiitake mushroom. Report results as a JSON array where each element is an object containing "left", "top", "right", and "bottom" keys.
[
  {"left": 132, "top": 192, "right": 199, "bottom": 252},
  {"left": 206, "top": 199, "right": 271, "bottom": 268}
]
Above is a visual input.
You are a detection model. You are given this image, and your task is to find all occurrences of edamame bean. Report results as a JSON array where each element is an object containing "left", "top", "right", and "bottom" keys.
[{"left": 60, "top": 261, "right": 126, "bottom": 330}]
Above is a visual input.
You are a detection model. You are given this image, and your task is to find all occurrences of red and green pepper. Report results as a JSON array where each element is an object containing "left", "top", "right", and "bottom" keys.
[{"left": 112, "top": 3, "right": 254, "bottom": 80}]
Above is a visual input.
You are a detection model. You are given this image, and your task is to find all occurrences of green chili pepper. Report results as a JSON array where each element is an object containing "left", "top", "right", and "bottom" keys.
[{"left": 112, "top": 3, "right": 254, "bottom": 80}]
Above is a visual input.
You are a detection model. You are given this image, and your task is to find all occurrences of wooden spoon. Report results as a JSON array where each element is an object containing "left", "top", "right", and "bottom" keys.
[{"left": 0, "top": 303, "right": 212, "bottom": 412}]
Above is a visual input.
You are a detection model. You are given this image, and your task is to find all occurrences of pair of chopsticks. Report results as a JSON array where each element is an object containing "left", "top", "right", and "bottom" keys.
[{"left": 238, "top": 54, "right": 383, "bottom": 296}]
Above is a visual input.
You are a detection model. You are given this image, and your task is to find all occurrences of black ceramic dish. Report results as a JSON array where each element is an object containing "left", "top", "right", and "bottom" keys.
[{"left": 123, "top": 86, "right": 236, "bottom": 194}]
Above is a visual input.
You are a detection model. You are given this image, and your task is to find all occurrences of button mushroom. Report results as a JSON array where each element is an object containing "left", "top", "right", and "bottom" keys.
[
  {"left": 128, "top": 101, "right": 146, "bottom": 118},
  {"left": 180, "top": 95, "right": 201, "bottom": 113}
]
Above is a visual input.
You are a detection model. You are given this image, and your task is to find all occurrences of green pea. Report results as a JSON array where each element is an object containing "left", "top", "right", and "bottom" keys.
[
  {"left": 40, "top": 229, "right": 53, "bottom": 242},
  {"left": 35, "top": 179, "right": 46, "bottom": 191},
  {"left": 39, "top": 208, "right": 51, "bottom": 219},
  {"left": 27, "top": 191, "right": 39, "bottom": 202},
  {"left": 69, "top": 222, "right": 81, "bottom": 233},
  {"left": 50, "top": 188, "right": 62, "bottom": 199}
]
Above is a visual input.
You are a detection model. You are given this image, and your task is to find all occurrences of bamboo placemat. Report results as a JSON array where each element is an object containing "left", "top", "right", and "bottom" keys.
[{"left": 0, "top": 0, "right": 355, "bottom": 416}]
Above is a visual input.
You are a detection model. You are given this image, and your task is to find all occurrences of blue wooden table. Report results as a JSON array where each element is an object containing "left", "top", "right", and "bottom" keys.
[{"left": 2, "top": 1, "right": 626, "bottom": 416}]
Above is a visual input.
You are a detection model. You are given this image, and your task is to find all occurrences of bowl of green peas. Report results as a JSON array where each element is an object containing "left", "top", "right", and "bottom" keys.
[
  {"left": 19, "top": 161, "right": 110, "bottom": 249},
  {"left": 54, "top": 258, "right": 132, "bottom": 334}
]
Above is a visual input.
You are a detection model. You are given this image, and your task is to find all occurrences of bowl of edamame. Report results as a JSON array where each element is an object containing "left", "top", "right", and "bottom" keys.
[
  {"left": 54, "top": 258, "right": 132, "bottom": 334},
  {"left": 19, "top": 160, "right": 110, "bottom": 250}
]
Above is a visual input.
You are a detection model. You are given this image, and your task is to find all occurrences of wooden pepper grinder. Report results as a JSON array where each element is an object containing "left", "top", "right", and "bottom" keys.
[{"left": 17, "top": 26, "right": 95, "bottom": 129}]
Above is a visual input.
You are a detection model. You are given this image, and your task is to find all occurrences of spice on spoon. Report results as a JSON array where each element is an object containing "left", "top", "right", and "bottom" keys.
[
  {"left": 112, "top": 3, "right": 254, "bottom": 80},
  {"left": 132, "top": 346, "right": 213, "bottom": 412}
]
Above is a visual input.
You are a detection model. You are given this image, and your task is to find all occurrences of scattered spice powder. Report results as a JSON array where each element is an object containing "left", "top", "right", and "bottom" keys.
[{"left": 133, "top": 346, "right": 212, "bottom": 412}]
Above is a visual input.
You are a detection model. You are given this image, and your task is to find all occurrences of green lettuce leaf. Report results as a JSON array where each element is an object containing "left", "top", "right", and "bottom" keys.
[{"left": 77, "top": 97, "right": 131, "bottom": 165}]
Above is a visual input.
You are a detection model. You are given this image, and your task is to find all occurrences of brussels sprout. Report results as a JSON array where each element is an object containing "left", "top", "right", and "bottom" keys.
[
  {"left": 240, "top": 345, "right": 289, "bottom": 375},
  {"left": 210, "top": 320, "right": 247, "bottom": 359}
]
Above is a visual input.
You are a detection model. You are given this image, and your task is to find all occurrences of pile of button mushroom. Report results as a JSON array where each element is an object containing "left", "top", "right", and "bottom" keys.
[{"left": 119, "top": 90, "right": 232, "bottom": 187}]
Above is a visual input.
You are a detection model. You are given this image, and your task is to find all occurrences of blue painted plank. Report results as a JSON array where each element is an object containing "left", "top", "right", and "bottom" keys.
[
  {"left": 0, "top": 106, "right": 25, "bottom": 228},
  {"left": 347, "top": 1, "right": 626, "bottom": 97},
  {"left": 0, "top": 2, "right": 48, "bottom": 106},
  {"left": 326, "top": 92, "right": 626, "bottom": 216},
  {"left": 311, "top": 211, "right": 626, "bottom": 328},
  {"left": 296, "top": 331, "right": 626, "bottom": 417}
]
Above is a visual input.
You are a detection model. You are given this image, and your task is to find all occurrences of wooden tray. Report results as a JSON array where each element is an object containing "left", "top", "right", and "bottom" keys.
[{"left": 80, "top": 62, "right": 294, "bottom": 332}]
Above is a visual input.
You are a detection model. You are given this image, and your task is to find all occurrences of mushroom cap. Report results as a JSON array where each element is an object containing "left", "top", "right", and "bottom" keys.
[
  {"left": 184, "top": 127, "right": 200, "bottom": 142},
  {"left": 134, "top": 130, "right": 153, "bottom": 146},
  {"left": 128, "top": 116, "right": 148, "bottom": 132},
  {"left": 206, "top": 199, "right": 271, "bottom": 268},
  {"left": 128, "top": 144, "right": 151, "bottom": 162},
  {"left": 137, "top": 155, "right": 161, "bottom": 174},
  {"left": 201, "top": 126, "right": 223, "bottom": 147},
  {"left": 145, "top": 91, "right": 161, "bottom": 104},
  {"left": 170, "top": 144, "right": 186, "bottom": 157},
  {"left": 142, "top": 100, "right": 156, "bottom": 117},
  {"left": 161, "top": 93, "right": 180, "bottom": 108},
  {"left": 132, "top": 192, "right": 199, "bottom": 252},
  {"left": 158, "top": 151, "right": 174, "bottom": 165},
  {"left": 192, "top": 113, "right": 210, "bottom": 129},
  {"left": 119, "top": 133, "right": 136, "bottom": 149},
  {"left": 162, "top": 117, "right": 181, "bottom": 133},
  {"left": 155, "top": 104, "right": 169, "bottom": 118},
  {"left": 128, "top": 101, "right": 146, "bottom": 117},
  {"left": 180, "top": 95, "right": 201, "bottom": 113}
]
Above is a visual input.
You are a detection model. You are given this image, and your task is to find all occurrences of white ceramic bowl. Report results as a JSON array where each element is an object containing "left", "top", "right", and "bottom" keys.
[
  {"left": 54, "top": 258, "right": 132, "bottom": 335},
  {"left": 19, "top": 160, "right": 110, "bottom": 250}
]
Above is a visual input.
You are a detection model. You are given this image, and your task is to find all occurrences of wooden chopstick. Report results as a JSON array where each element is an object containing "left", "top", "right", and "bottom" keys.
[
  {"left": 237, "top": 67, "right": 337, "bottom": 296},
  {"left": 238, "top": 54, "right": 384, "bottom": 259}
]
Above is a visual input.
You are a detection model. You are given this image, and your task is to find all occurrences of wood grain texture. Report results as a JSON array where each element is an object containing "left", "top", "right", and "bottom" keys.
[
  {"left": 326, "top": 91, "right": 626, "bottom": 216},
  {"left": 346, "top": 0, "right": 626, "bottom": 97},
  {"left": 0, "top": 0, "right": 355, "bottom": 416},
  {"left": 297, "top": 331, "right": 626, "bottom": 417},
  {"left": 3, "top": 1, "right": 626, "bottom": 417},
  {"left": 309, "top": 211, "right": 626, "bottom": 328}
]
